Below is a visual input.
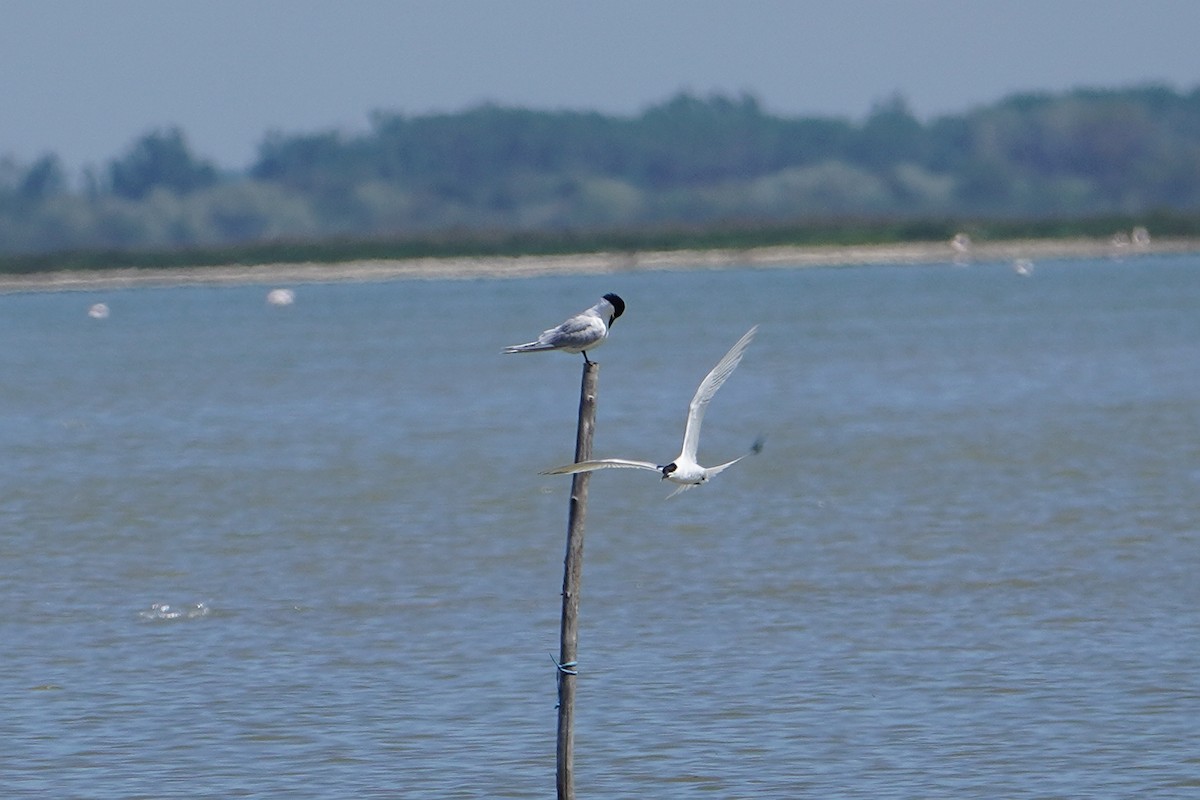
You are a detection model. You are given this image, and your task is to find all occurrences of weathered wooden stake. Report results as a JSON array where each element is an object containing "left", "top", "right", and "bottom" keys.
[{"left": 556, "top": 360, "right": 598, "bottom": 800}]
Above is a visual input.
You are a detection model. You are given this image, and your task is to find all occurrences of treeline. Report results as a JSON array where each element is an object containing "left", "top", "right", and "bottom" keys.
[{"left": 3, "top": 85, "right": 1200, "bottom": 256}]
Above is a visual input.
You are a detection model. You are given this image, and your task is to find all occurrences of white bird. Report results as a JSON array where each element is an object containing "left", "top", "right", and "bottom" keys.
[
  {"left": 266, "top": 288, "right": 295, "bottom": 306},
  {"left": 503, "top": 293, "right": 625, "bottom": 364},
  {"left": 542, "top": 325, "right": 762, "bottom": 497}
]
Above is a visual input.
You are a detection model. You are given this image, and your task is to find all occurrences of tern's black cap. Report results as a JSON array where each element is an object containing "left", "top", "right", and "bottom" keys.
[{"left": 603, "top": 293, "right": 625, "bottom": 320}]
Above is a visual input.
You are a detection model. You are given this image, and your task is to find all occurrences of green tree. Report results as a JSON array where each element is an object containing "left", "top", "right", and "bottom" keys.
[
  {"left": 109, "top": 127, "right": 218, "bottom": 200},
  {"left": 854, "top": 94, "right": 925, "bottom": 169},
  {"left": 18, "top": 155, "right": 67, "bottom": 203}
]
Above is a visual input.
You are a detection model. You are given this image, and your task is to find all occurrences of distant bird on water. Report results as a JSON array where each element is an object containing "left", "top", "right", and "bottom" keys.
[
  {"left": 542, "top": 325, "right": 762, "bottom": 497},
  {"left": 503, "top": 293, "right": 625, "bottom": 364}
]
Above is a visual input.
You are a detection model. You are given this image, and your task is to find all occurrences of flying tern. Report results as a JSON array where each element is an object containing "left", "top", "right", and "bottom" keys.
[
  {"left": 542, "top": 325, "right": 762, "bottom": 497},
  {"left": 503, "top": 293, "right": 625, "bottom": 364}
]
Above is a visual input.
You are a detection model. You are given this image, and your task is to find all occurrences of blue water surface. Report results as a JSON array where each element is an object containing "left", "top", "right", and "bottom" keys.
[{"left": 1, "top": 255, "right": 1198, "bottom": 798}]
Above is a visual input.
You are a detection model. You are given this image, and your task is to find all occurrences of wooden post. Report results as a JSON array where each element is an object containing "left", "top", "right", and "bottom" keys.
[{"left": 556, "top": 360, "right": 598, "bottom": 800}]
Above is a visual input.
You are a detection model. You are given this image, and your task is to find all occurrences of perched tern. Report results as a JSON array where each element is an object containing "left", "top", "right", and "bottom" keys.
[
  {"left": 503, "top": 293, "right": 625, "bottom": 364},
  {"left": 543, "top": 325, "right": 762, "bottom": 497}
]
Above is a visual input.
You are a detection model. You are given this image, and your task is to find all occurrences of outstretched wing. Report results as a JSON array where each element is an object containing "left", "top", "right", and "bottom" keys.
[
  {"left": 702, "top": 437, "right": 765, "bottom": 480},
  {"left": 679, "top": 325, "right": 758, "bottom": 461},
  {"left": 541, "top": 458, "right": 660, "bottom": 475},
  {"left": 701, "top": 453, "right": 748, "bottom": 480}
]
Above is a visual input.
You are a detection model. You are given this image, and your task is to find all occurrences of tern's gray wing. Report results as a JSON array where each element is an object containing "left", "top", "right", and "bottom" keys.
[
  {"left": 540, "top": 313, "right": 603, "bottom": 348},
  {"left": 541, "top": 458, "right": 660, "bottom": 475},
  {"left": 503, "top": 313, "right": 602, "bottom": 353},
  {"left": 679, "top": 325, "right": 758, "bottom": 461}
]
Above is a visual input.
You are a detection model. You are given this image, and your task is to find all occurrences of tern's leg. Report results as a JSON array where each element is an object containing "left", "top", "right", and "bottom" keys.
[{"left": 582, "top": 351, "right": 593, "bottom": 365}]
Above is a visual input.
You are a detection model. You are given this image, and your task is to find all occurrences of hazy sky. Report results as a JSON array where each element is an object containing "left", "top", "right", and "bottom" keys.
[{"left": 4, "top": 0, "right": 1199, "bottom": 171}]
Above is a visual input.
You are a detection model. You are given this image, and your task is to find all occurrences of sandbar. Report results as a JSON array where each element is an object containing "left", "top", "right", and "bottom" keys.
[{"left": 1, "top": 236, "right": 1195, "bottom": 294}]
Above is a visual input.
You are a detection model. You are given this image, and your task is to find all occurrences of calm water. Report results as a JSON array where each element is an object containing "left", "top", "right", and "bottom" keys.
[{"left": 1, "top": 255, "right": 1198, "bottom": 798}]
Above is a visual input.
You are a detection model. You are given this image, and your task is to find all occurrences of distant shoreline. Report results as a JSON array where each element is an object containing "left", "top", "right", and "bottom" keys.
[{"left": 1, "top": 236, "right": 1195, "bottom": 294}]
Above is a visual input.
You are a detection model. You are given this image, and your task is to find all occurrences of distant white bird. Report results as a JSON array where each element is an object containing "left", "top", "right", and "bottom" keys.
[
  {"left": 503, "top": 293, "right": 625, "bottom": 364},
  {"left": 266, "top": 288, "right": 295, "bottom": 306},
  {"left": 542, "top": 325, "right": 762, "bottom": 497}
]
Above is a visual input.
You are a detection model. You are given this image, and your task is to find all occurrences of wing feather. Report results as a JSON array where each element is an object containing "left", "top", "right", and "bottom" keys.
[
  {"left": 543, "top": 314, "right": 601, "bottom": 343},
  {"left": 680, "top": 325, "right": 758, "bottom": 461},
  {"left": 541, "top": 458, "right": 661, "bottom": 475}
]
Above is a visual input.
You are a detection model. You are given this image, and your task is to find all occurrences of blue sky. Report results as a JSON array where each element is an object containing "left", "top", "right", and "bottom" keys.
[{"left": 3, "top": 0, "right": 1199, "bottom": 170}]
